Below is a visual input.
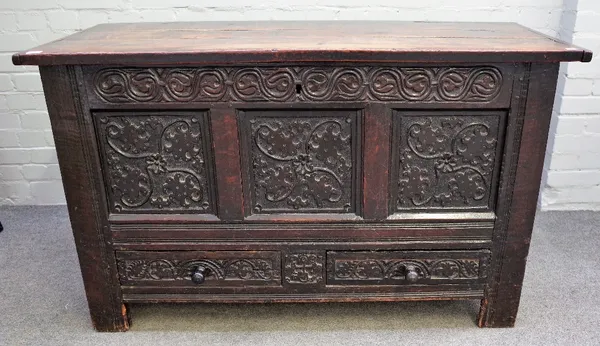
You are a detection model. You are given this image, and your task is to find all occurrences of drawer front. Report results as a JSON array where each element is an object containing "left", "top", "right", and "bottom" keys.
[
  {"left": 116, "top": 251, "right": 281, "bottom": 287},
  {"left": 327, "top": 250, "right": 490, "bottom": 285}
]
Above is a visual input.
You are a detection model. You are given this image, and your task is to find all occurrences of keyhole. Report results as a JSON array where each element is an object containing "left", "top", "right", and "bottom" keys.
[{"left": 296, "top": 83, "right": 302, "bottom": 95}]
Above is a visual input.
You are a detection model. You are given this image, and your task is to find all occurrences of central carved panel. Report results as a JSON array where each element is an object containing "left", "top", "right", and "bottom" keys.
[
  {"left": 391, "top": 111, "right": 505, "bottom": 212},
  {"left": 95, "top": 112, "right": 216, "bottom": 214},
  {"left": 240, "top": 110, "right": 361, "bottom": 214}
]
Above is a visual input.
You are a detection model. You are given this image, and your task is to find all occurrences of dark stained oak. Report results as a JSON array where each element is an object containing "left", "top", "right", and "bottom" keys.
[
  {"left": 39, "top": 66, "right": 129, "bottom": 332},
  {"left": 13, "top": 21, "right": 591, "bottom": 65},
  {"left": 15, "top": 21, "right": 591, "bottom": 331},
  {"left": 478, "top": 63, "right": 561, "bottom": 327}
]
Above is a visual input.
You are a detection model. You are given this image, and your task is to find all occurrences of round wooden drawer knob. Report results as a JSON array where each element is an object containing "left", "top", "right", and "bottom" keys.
[
  {"left": 405, "top": 265, "right": 419, "bottom": 283},
  {"left": 191, "top": 266, "right": 209, "bottom": 284}
]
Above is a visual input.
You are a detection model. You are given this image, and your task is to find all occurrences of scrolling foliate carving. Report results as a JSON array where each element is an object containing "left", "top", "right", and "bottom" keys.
[
  {"left": 95, "top": 68, "right": 229, "bottom": 103},
  {"left": 96, "top": 113, "right": 215, "bottom": 213},
  {"left": 394, "top": 114, "right": 502, "bottom": 210},
  {"left": 284, "top": 253, "right": 324, "bottom": 284},
  {"left": 92, "top": 66, "right": 502, "bottom": 103},
  {"left": 330, "top": 258, "right": 483, "bottom": 281},
  {"left": 301, "top": 67, "right": 368, "bottom": 101},
  {"left": 246, "top": 112, "right": 357, "bottom": 213},
  {"left": 117, "top": 258, "right": 280, "bottom": 282},
  {"left": 369, "top": 67, "right": 502, "bottom": 102}
]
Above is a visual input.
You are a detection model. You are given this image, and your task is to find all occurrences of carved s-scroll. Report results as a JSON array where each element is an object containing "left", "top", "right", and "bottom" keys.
[{"left": 93, "top": 66, "right": 503, "bottom": 103}]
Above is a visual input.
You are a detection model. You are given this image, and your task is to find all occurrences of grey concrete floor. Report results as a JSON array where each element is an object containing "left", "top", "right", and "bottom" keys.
[{"left": 0, "top": 206, "right": 599, "bottom": 345}]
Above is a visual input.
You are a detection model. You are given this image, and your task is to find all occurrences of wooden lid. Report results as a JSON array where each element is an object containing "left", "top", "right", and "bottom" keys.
[{"left": 12, "top": 21, "right": 592, "bottom": 66}]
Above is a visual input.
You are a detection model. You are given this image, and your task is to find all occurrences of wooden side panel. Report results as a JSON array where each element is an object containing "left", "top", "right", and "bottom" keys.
[
  {"left": 478, "top": 63, "right": 560, "bottom": 327},
  {"left": 40, "top": 66, "right": 128, "bottom": 332}
]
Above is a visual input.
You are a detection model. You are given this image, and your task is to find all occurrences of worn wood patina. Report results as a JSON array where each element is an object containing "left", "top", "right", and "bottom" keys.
[{"left": 14, "top": 21, "right": 591, "bottom": 331}]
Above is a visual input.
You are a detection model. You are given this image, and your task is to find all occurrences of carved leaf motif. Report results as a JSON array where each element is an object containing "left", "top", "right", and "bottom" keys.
[
  {"left": 429, "top": 260, "right": 460, "bottom": 279},
  {"left": 110, "top": 164, "right": 152, "bottom": 209},
  {"left": 453, "top": 124, "right": 497, "bottom": 170},
  {"left": 93, "top": 66, "right": 502, "bottom": 103},
  {"left": 250, "top": 115, "right": 354, "bottom": 213},
  {"left": 335, "top": 260, "right": 384, "bottom": 279},
  {"left": 119, "top": 259, "right": 178, "bottom": 280},
  {"left": 97, "top": 114, "right": 213, "bottom": 213},
  {"left": 162, "top": 172, "right": 204, "bottom": 207},
  {"left": 396, "top": 115, "right": 501, "bottom": 210},
  {"left": 255, "top": 121, "right": 308, "bottom": 160}
]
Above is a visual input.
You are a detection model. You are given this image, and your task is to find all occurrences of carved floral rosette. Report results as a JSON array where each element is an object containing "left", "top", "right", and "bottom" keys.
[
  {"left": 92, "top": 66, "right": 503, "bottom": 103},
  {"left": 284, "top": 253, "right": 324, "bottom": 284}
]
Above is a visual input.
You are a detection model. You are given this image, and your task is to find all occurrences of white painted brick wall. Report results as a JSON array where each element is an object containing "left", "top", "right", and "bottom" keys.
[
  {"left": 542, "top": 0, "right": 600, "bottom": 210},
  {"left": 0, "top": 0, "right": 597, "bottom": 208}
]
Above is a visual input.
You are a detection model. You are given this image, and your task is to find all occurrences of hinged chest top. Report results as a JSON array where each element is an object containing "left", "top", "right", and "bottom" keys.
[
  {"left": 13, "top": 21, "right": 591, "bottom": 65},
  {"left": 13, "top": 21, "right": 591, "bottom": 332}
]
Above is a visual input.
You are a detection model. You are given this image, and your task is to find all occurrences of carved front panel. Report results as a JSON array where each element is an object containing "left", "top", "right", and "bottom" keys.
[
  {"left": 87, "top": 66, "right": 506, "bottom": 104},
  {"left": 240, "top": 110, "right": 361, "bottom": 214},
  {"left": 391, "top": 111, "right": 505, "bottom": 212},
  {"left": 327, "top": 250, "right": 490, "bottom": 285},
  {"left": 94, "top": 112, "right": 216, "bottom": 214},
  {"left": 116, "top": 251, "right": 281, "bottom": 286}
]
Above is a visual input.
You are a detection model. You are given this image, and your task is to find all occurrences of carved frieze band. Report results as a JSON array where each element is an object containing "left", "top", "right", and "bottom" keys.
[
  {"left": 328, "top": 257, "right": 488, "bottom": 282},
  {"left": 92, "top": 66, "right": 503, "bottom": 103},
  {"left": 117, "top": 258, "right": 280, "bottom": 283}
]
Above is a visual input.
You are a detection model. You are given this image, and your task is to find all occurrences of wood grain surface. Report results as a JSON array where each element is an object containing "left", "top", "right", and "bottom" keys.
[{"left": 13, "top": 21, "right": 592, "bottom": 65}]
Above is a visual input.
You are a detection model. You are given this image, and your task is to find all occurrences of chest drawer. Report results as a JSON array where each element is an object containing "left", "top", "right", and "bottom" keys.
[
  {"left": 326, "top": 250, "right": 490, "bottom": 286},
  {"left": 116, "top": 251, "right": 281, "bottom": 287}
]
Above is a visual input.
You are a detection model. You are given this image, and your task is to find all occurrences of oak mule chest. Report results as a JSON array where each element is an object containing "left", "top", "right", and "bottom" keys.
[{"left": 13, "top": 21, "right": 591, "bottom": 331}]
